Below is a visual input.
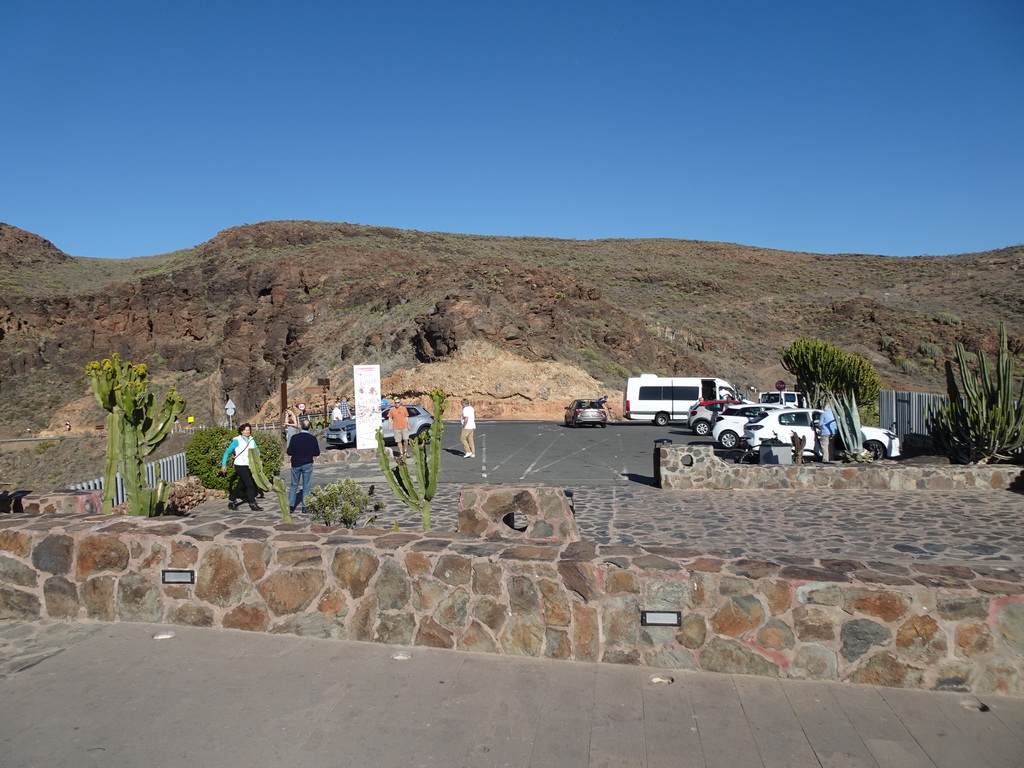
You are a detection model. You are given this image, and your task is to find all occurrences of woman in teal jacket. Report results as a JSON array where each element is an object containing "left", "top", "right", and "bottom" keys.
[{"left": 220, "top": 423, "right": 262, "bottom": 511}]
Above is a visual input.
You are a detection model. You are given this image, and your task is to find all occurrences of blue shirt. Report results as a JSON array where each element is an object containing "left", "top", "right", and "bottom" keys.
[{"left": 819, "top": 408, "right": 838, "bottom": 436}]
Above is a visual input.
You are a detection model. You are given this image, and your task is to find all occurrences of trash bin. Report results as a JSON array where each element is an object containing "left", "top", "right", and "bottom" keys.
[
  {"left": 759, "top": 443, "right": 792, "bottom": 465},
  {"left": 654, "top": 438, "right": 673, "bottom": 488}
]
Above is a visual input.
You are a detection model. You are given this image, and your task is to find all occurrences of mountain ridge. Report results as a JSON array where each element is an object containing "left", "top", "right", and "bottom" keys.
[{"left": 0, "top": 220, "right": 1021, "bottom": 441}]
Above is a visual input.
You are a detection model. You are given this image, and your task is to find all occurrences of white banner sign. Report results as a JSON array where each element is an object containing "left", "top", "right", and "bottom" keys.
[{"left": 353, "top": 364, "right": 383, "bottom": 450}]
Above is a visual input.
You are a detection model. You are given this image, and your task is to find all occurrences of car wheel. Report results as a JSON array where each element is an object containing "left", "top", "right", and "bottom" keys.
[
  {"left": 864, "top": 440, "right": 886, "bottom": 460},
  {"left": 692, "top": 419, "right": 710, "bottom": 436},
  {"left": 654, "top": 412, "right": 670, "bottom": 427},
  {"left": 415, "top": 425, "right": 431, "bottom": 439},
  {"left": 718, "top": 430, "right": 739, "bottom": 449},
  {"left": 599, "top": 422, "right": 606, "bottom": 428}
]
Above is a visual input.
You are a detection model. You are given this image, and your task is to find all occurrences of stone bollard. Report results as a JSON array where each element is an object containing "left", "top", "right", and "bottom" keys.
[{"left": 654, "top": 438, "right": 672, "bottom": 488}]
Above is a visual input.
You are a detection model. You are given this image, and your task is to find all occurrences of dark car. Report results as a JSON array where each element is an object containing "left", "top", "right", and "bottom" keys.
[
  {"left": 564, "top": 399, "right": 608, "bottom": 428},
  {"left": 326, "top": 405, "right": 434, "bottom": 447}
]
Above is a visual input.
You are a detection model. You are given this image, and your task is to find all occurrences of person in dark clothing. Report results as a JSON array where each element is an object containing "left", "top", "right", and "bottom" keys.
[{"left": 286, "top": 418, "right": 321, "bottom": 513}]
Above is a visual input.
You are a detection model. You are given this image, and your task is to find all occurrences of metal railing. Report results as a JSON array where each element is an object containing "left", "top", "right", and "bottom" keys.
[{"left": 69, "top": 452, "right": 189, "bottom": 506}]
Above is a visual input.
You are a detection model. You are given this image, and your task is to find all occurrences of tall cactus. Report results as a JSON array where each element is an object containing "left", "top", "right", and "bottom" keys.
[
  {"left": 928, "top": 323, "right": 1024, "bottom": 464},
  {"left": 86, "top": 354, "right": 186, "bottom": 516},
  {"left": 377, "top": 388, "right": 447, "bottom": 530}
]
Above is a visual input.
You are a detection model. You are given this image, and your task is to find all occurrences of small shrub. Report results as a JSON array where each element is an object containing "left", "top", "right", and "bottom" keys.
[
  {"left": 34, "top": 441, "right": 57, "bottom": 455},
  {"left": 898, "top": 358, "right": 918, "bottom": 374},
  {"left": 878, "top": 336, "right": 895, "bottom": 351},
  {"left": 935, "top": 311, "right": 962, "bottom": 326},
  {"left": 306, "top": 478, "right": 383, "bottom": 528},
  {"left": 918, "top": 342, "right": 942, "bottom": 358},
  {"left": 607, "top": 363, "right": 630, "bottom": 379},
  {"left": 578, "top": 348, "right": 599, "bottom": 364},
  {"left": 185, "top": 428, "right": 283, "bottom": 491}
]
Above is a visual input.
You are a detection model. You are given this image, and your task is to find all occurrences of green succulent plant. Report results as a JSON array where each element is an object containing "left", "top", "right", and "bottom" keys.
[
  {"left": 377, "top": 388, "right": 447, "bottom": 530},
  {"left": 85, "top": 354, "right": 186, "bottom": 516}
]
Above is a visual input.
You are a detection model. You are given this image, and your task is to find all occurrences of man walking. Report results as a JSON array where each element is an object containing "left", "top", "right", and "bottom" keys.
[
  {"left": 460, "top": 398, "right": 476, "bottom": 458},
  {"left": 387, "top": 398, "right": 411, "bottom": 457},
  {"left": 818, "top": 404, "right": 837, "bottom": 462},
  {"left": 286, "top": 418, "right": 320, "bottom": 512},
  {"left": 339, "top": 396, "right": 352, "bottom": 420}
]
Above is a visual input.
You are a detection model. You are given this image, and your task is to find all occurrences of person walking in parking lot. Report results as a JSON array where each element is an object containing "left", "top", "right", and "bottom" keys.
[
  {"left": 286, "top": 418, "right": 320, "bottom": 513},
  {"left": 388, "top": 398, "right": 411, "bottom": 457},
  {"left": 460, "top": 398, "right": 476, "bottom": 458}
]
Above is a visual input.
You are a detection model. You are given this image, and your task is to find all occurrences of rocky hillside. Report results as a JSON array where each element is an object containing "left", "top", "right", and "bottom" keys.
[{"left": 0, "top": 220, "right": 1021, "bottom": 439}]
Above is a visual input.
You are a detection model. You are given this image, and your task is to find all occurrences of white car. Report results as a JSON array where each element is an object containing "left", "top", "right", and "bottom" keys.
[
  {"left": 711, "top": 404, "right": 787, "bottom": 449},
  {"left": 687, "top": 398, "right": 748, "bottom": 436},
  {"left": 742, "top": 408, "right": 901, "bottom": 460}
]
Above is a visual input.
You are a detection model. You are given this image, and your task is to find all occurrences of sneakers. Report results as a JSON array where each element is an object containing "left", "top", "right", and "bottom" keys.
[{"left": 464, "top": 452, "right": 475, "bottom": 458}]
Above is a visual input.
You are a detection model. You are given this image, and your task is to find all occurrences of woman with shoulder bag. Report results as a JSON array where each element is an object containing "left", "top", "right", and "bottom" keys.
[{"left": 221, "top": 423, "right": 263, "bottom": 510}]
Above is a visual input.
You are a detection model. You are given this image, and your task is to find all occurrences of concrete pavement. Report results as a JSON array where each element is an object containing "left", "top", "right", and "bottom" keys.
[{"left": 1, "top": 620, "right": 1022, "bottom": 768}]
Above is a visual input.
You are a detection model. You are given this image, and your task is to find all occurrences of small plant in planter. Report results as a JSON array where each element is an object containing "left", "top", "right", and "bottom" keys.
[{"left": 306, "top": 478, "right": 384, "bottom": 528}]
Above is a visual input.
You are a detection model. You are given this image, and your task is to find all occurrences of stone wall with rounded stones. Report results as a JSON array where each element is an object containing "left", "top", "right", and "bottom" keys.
[
  {"left": 659, "top": 445, "right": 1024, "bottom": 490},
  {"left": 1, "top": 511, "right": 1022, "bottom": 696}
]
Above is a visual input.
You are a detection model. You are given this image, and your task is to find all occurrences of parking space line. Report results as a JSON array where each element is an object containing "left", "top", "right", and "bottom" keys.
[{"left": 520, "top": 433, "right": 622, "bottom": 480}]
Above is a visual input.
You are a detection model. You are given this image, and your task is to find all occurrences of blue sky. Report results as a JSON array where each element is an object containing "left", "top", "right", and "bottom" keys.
[{"left": 2, "top": 0, "right": 1021, "bottom": 259}]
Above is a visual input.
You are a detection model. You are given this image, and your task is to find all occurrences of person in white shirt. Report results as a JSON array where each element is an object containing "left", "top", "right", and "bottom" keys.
[
  {"left": 460, "top": 398, "right": 476, "bottom": 458},
  {"left": 331, "top": 401, "right": 343, "bottom": 422}
]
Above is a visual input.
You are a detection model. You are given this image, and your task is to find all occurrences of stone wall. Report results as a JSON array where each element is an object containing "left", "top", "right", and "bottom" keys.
[
  {"left": 1, "top": 508, "right": 1021, "bottom": 696},
  {"left": 660, "top": 445, "right": 1024, "bottom": 491},
  {"left": 19, "top": 476, "right": 209, "bottom": 517}
]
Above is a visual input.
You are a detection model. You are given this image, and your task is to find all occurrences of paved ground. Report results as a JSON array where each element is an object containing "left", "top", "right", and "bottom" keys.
[
  {"left": 1, "top": 620, "right": 1022, "bottom": 768},
  {"left": 303, "top": 466, "right": 1024, "bottom": 567},
  {"left": 5, "top": 425, "right": 1019, "bottom": 766}
]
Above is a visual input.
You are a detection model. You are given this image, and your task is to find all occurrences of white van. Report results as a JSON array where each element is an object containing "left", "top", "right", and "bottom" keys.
[
  {"left": 623, "top": 375, "right": 737, "bottom": 426},
  {"left": 759, "top": 390, "right": 807, "bottom": 408}
]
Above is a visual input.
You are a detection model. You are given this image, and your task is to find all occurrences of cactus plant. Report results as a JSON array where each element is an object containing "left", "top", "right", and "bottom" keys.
[
  {"left": 928, "top": 323, "right": 1024, "bottom": 464},
  {"left": 832, "top": 391, "right": 872, "bottom": 462},
  {"left": 249, "top": 448, "right": 291, "bottom": 523},
  {"left": 85, "top": 354, "right": 186, "bottom": 515},
  {"left": 377, "top": 388, "right": 447, "bottom": 530}
]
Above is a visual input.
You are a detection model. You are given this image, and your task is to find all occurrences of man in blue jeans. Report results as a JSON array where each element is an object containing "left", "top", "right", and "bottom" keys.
[{"left": 286, "top": 418, "right": 321, "bottom": 512}]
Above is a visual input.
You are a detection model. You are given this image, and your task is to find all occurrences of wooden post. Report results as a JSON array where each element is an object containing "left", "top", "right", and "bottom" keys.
[{"left": 280, "top": 366, "right": 288, "bottom": 442}]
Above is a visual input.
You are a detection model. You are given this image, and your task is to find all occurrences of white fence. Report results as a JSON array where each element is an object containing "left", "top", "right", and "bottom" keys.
[{"left": 69, "top": 452, "right": 189, "bottom": 506}]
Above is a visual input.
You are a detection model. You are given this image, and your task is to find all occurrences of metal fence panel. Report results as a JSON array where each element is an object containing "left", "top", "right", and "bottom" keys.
[
  {"left": 879, "top": 389, "right": 947, "bottom": 441},
  {"left": 69, "top": 451, "right": 189, "bottom": 506}
]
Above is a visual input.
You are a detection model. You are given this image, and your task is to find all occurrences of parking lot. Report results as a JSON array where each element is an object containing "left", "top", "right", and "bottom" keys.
[{"left": 318, "top": 419, "right": 709, "bottom": 488}]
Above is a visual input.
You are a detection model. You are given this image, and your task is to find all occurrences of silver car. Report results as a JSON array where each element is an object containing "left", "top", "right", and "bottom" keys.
[
  {"left": 326, "top": 405, "right": 434, "bottom": 447},
  {"left": 564, "top": 399, "right": 609, "bottom": 428}
]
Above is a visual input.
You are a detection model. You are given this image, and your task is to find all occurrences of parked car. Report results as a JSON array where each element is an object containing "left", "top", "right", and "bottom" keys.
[
  {"left": 325, "top": 405, "right": 434, "bottom": 447},
  {"left": 712, "top": 404, "right": 787, "bottom": 448},
  {"left": 564, "top": 399, "right": 608, "bottom": 427},
  {"left": 742, "top": 409, "right": 901, "bottom": 460},
  {"left": 687, "top": 399, "right": 746, "bottom": 436}
]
